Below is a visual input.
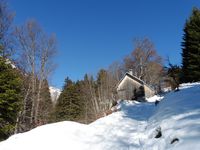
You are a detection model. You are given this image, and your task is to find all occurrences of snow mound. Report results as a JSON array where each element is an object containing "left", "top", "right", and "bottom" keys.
[
  {"left": 143, "top": 82, "right": 200, "bottom": 150},
  {"left": 0, "top": 83, "right": 200, "bottom": 150},
  {"left": 146, "top": 95, "right": 164, "bottom": 102}
]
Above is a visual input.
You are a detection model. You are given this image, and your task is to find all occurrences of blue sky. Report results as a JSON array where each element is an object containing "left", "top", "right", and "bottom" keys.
[{"left": 9, "top": 0, "right": 200, "bottom": 89}]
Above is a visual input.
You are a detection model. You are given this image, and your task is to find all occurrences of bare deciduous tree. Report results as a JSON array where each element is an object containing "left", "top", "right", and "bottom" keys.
[
  {"left": 123, "top": 37, "right": 163, "bottom": 88},
  {"left": 0, "top": 0, "right": 14, "bottom": 57},
  {"left": 14, "top": 20, "right": 56, "bottom": 129},
  {"left": 108, "top": 61, "right": 124, "bottom": 83},
  {"left": 82, "top": 75, "right": 99, "bottom": 122}
]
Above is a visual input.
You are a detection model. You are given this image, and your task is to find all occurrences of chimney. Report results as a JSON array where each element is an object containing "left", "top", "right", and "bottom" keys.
[{"left": 128, "top": 69, "right": 133, "bottom": 76}]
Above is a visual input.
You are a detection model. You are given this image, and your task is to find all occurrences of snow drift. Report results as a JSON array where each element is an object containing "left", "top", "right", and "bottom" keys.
[{"left": 0, "top": 83, "right": 200, "bottom": 150}]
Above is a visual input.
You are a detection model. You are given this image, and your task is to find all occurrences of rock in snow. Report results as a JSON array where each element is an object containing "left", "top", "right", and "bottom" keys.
[{"left": 0, "top": 83, "right": 200, "bottom": 150}]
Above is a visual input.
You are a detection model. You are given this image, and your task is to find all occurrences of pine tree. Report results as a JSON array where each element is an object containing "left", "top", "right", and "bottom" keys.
[
  {"left": 0, "top": 57, "right": 22, "bottom": 141},
  {"left": 182, "top": 7, "right": 200, "bottom": 82},
  {"left": 53, "top": 77, "right": 84, "bottom": 122},
  {"left": 38, "top": 80, "right": 53, "bottom": 125},
  {"left": 166, "top": 64, "right": 181, "bottom": 91}
]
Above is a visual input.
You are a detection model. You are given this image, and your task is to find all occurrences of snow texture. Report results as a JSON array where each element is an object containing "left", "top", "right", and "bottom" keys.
[{"left": 0, "top": 83, "right": 200, "bottom": 150}]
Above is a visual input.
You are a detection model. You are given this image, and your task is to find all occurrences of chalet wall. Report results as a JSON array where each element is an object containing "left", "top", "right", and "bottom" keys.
[
  {"left": 117, "top": 76, "right": 142, "bottom": 100},
  {"left": 144, "top": 85, "right": 155, "bottom": 98},
  {"left": 116, "top": 75, "right": 155, "bottom": 100}
]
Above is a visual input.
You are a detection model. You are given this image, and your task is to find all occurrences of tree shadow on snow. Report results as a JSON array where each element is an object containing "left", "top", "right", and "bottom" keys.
[{"left": 121, "top": 102, "right": 156, "bottom": 121}]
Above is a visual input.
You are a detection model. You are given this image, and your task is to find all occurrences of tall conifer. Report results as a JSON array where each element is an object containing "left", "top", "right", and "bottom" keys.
[
  {"left": 0, "top": 57, "right": 22, "bottom": 141},
  {"left": 53, "top": 77, "right": 84, "bottom": 122},
  {"left": 38, "top": 80, "right": 53, "bottom": 125},
  {"left": 182, "top": 8, "right": 200, "bottom": 82}
]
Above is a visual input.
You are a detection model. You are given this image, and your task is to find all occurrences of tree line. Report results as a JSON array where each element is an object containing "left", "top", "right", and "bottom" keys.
[
  {"left": 52, "top": 37, "right": 165, "bottom": 124},
  {"left": 0, "top": 1, "right": 200, "bottom": 141}
]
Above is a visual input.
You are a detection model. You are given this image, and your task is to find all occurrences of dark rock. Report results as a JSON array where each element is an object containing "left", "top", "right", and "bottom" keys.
[
  {"left": 111, "top": 101, "right": 118, "bottom": 108},
  {"left": 155, "top": 100, "right": 160, "bottom": 106},
  {"left": 174, "top": 89, "right": 180, "bottom": 92},
  {"left": 171, "top": 138, "right": 179, "bottom": 144},
  {"left": 155, "top": 127, "right": 162, "bottom": 138}
]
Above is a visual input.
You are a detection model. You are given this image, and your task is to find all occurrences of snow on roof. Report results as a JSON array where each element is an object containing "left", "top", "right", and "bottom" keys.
[{"left": 116, "top": 72, "right": 155, "bottom": 91}]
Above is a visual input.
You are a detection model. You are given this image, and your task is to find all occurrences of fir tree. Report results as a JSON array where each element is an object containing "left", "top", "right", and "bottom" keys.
[
  {"left": 166, "top": 64, "right": 181, "bottom": 91},
  {"left": 53, "top": 77, "right": 84, "bottom": 122},
  {"left": 38, "top": 80, "right": 53, "bottom": 125},
  {"left": 182, "top": 7, "right": 200, "bottom": 82},
  {"left": 0, "top": 57, "right": 22, "bottom": 141}
]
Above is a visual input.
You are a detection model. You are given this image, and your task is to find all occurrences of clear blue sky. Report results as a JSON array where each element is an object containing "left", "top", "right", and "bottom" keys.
[{"left": 9, "top": 0, "right": 200, "bottom": 89}]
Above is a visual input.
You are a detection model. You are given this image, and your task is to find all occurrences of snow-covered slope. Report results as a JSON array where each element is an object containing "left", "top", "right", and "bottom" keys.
[
  {"left": 0, "top": 83, "right": 200, "bottom": 150},
  {"left": 49, "top": 86, "right": 61, "bottom": 103}
]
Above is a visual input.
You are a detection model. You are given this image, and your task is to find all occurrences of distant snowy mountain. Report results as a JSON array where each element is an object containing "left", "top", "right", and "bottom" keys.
[
  {"left": 49, "top": 86, "right": 61, "bottom": 103},
  {"left": 0, "top": 83, "right": 200, "bottom": 150}
]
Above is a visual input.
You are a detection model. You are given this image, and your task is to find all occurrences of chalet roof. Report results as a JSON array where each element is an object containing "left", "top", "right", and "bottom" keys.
[
  {"left": 125, "top": 73, "right": 144, "bottom": 85},
  {"left": 116, "top": 72, "right": 155, "bottom": 92}
]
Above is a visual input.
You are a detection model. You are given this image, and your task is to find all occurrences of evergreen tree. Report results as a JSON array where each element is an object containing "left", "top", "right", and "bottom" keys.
[
  {"left": 0, "top": 57, "right": 22, "bottom": 141},
  {"left": 165, "top": 64, "right": 182, "bottom": 91},
  {"left": 182, "top": 7, "right": 200, "bottom": 82},
  {"left": 16, "top": 74, "right": 33, "bottom": 133},
  {"left": 38, "top": 80, "right": 53, "bottom": 125},
  {"left": 53, "top": 77, "right": 84, "bottom": 122},
  {"left": 0, "top": 2, "right": 22, "bottom": 140}
]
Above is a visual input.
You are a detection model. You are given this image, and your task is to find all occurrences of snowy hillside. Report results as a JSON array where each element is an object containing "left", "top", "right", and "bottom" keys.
[
  {"left": 0, "top": 83, "right": 200, "bottom": 150},
  {"left": 49, "top": 86, "right": 61, "bottom": 103}
]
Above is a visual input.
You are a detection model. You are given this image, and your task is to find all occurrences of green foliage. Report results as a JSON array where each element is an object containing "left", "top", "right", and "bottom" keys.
[
  {"left": 166, "top": 64, "right": 182, "bottom": 90},
  {"left": 0, "top": 57, "right": 22, "bottom": 141},
  {"left": 182, "top": 7, "right": 200, "bottom": 82},
  {"left": 97, "top": 69, "right": 107, "bottom": 86},
  {"left": 53, "top": 77, "right": 84, "bottom": 122},
  {"left": 38, "top": 80, "right": 53, "bottom": 124}
]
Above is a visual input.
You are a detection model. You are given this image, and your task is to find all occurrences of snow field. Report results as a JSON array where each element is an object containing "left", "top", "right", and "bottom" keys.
[{"left": 0, "top": 83, "right": 200, "bottom": 150}]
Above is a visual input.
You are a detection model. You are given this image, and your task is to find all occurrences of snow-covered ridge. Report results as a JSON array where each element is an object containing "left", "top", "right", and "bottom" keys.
[
  {"left": 0, "top": 83, "right": 200, "bottom": 150},
  {"left": 49, "top": 86, "right": 61, "bottom": 103}
]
